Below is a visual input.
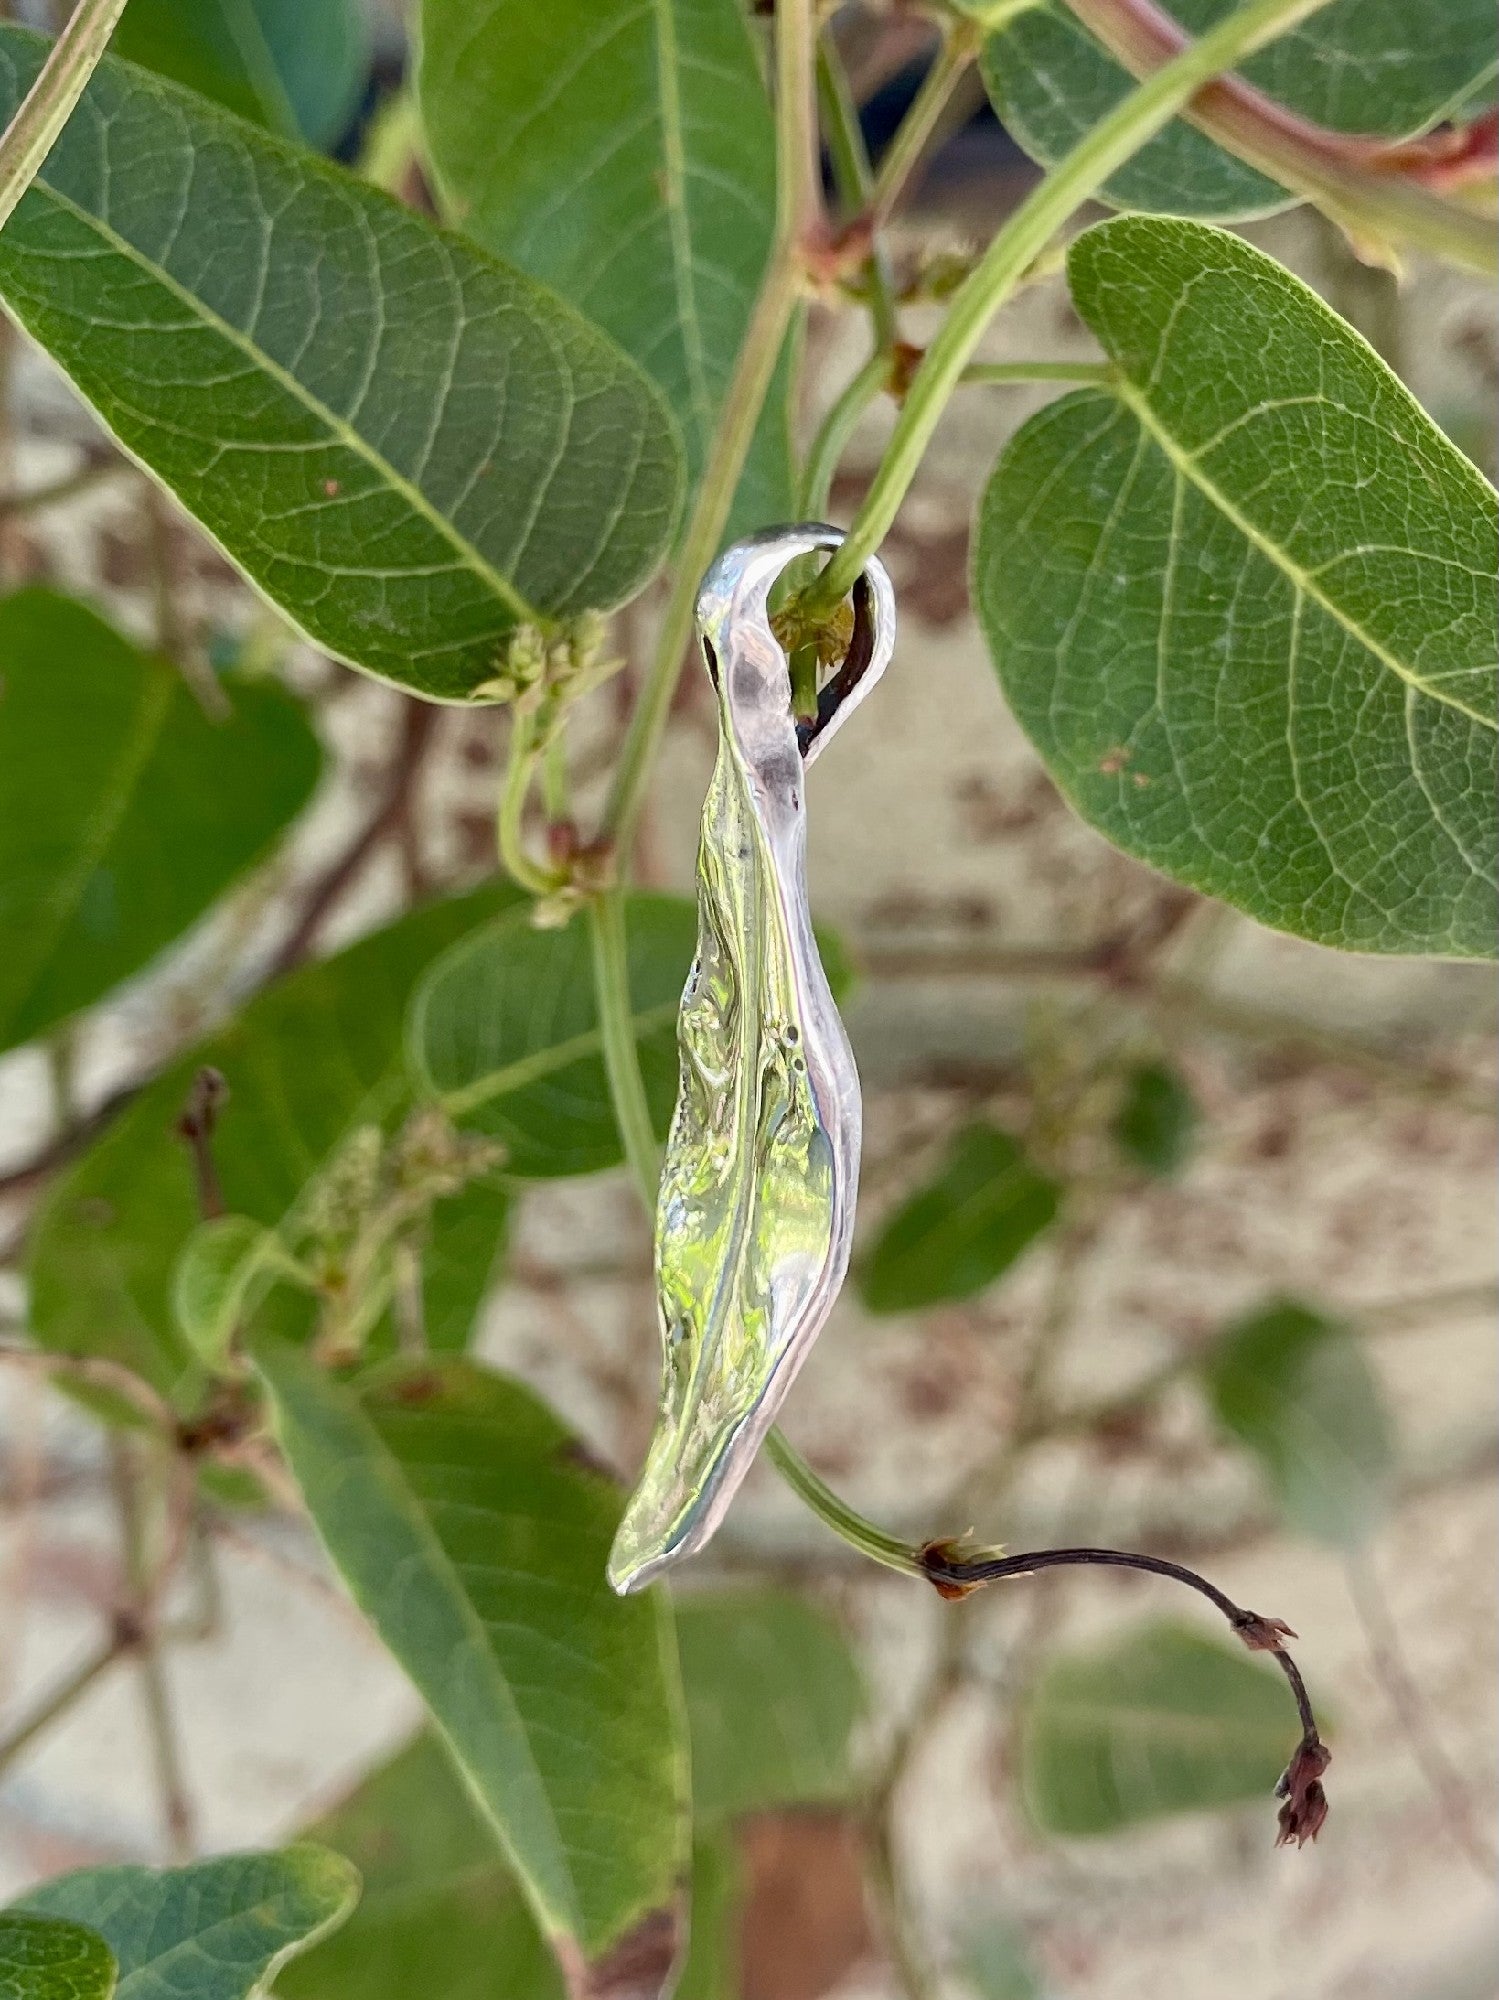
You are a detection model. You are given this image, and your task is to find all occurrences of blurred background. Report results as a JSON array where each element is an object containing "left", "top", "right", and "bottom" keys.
[{"left": 0, "top": 4, "right": 1495, "bottom": 1997}]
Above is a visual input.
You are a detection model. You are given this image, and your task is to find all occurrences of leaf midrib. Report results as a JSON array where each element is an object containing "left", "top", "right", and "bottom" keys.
[
  {"left": 651, "top": 0, "right": 712, "bottom": 447},
  {"left": 433, "top": 999, "right": 679, "bottom": 1117},
  {"left": 1110, "top": 373, "right": 1496, "bottom": 730},
  {"left": 32, "top": 168, "right": 539, "bottom": 628},
  {"left": 219, "top": 0, "right": 301, "bottom": 136},
  {"left": 259, "top": 1348, "right": 582, "bottom": 1943}
]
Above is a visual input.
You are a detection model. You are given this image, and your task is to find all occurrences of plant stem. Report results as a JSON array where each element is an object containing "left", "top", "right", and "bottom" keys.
[
  {"left": 599, "top": 0, "right": 819, "bottom": 863},
  {"left": 0, "top": 0, "right": 130, "bottom": 234},
  {"left": 803, "top": 0, "right": 1338, "bottom": 615},
  {"left": 764, "top": 1430, "right": 927, "bottom": 1578},
  {"left": 801, "top": 350, "right": 889, "bottom": 515},
  {"left": 962, "top": 358, "right": 1112, "bottom": 385},
  {"left": 587, "top": 892, "right": 662, "bottom": 1211},
  {"left": 1063, "top": 0, "right": 1497, "bottom": 274},
  {"left": 868, "top": 18, "right": 980, "bottom": 225},
  {"left": 816, "top": 33, "right": 899, "bottom": 351},
  {"left": 497, "top": 714, "right": 559, "bottom": 897},
  {"left": 0, "top": 1633, "right": 126, "bottom": 1777}
]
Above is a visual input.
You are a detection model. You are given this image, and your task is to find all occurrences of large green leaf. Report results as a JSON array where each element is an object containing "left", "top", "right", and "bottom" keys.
[
  {"left": 1204, "top": 1298, "right": 1395, "bottom": 1546},
  {"left": 15, "top": 1849, "right": 356, "bottom": 2000},
  {"left": 27, "top": 884, "right": 518, "bottom": 1401},
  {"left": 676, "top": 1590, "right": 864, "bottom": 1828},
  {"left": 112, "top": 0, "right": 370, "bottom": 148},
  {"left": 256, "top": 1349, "right": 688, "bottom": 1975},
  {"left": 0, "top": 1917, "right": 115, "bottom": 2000},
  {"left": 975, "top": 217, "right": 1498, "bottom": 958},
  {"left": 1019, "top": 1622, "right": 1297, "bottom": 1836},
  {"left": 859, "top": 1123, "right": 1060, "bottom": 1315},
  {"left": 418, "top": 0, "right": 792, "bottom": 534},
  {"left": 279, "top": 1736, "right": 564, "bottom": 2000},
  {"left": 0, "top": 590, "right": 319, "bottom": 1054},
  {"left": 982, "top": 0, "right": 1498, "bottom": 219},
  {"left": 0, "top": 30, "right": 683, "bottom": 703},
  {"left": 411, "top": 895, "right": 854, "bottom": 1180}
]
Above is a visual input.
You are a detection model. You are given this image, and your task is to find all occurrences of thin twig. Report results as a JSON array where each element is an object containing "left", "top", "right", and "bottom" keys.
[
  {"left": 0, "top": 1632, "right": 130, "bottom": 1778},
  {"left": 1346, "top": 1554, "right": 1496, "bottom": 1879},
  {"left": 269, "top": 698, "right": 438, "bottom": 976}
]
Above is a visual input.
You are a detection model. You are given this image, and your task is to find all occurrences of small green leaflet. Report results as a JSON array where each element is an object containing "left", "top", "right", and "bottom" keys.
[
  {"left": 976, "top": 216, "right": 1498, "bottom": 958},
  {"left": 15, "top": 1849, "right": 356, "bottom": 2000},
  {"left": 1204, "top": 1298, "right": 1395, "bottom": 1547},
  {"left": 1019, "top": 1622, "right": 1299, "bottom": 1835},
  {"left": 111, "top": 0, "right": 370, "bottom": 148},
  {"left": 0, "top": 1916, "right": 115, "bottom": 2000},
  {"left": 1112, "top": 1060, "right": 1197, "bottom": 1177},
  {"left": 982, "top": 0, "right": 1499, "bottom": 219},
  {"left": 256, "top": 1349, "right": 689, "bottom": 1978},
  {"left": 418, "top": 0, "right": 794, "bottom": 534},
  {"left": 860, "top": 1123, "right": 1060, "bottom": 1314},
  {"left": 0, "top": 29, "right": 683, "bottom": 703},
  {"left": 0, "top": 589, "right": 319, "bottom": 1055}
]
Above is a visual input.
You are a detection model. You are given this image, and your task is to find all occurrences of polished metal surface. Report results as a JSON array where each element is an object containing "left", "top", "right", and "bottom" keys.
[{"left": 609, "top": 526, "right": 895, "bottom": 1593}]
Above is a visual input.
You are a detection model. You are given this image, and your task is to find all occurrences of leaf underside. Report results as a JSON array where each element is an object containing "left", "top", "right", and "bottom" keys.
[
  {"left": 976, "top": 216, "right": 1498, "bottom": 957},
  {"left": 16, "top": 1848, "right": 357, "bottom": 2000},
  {"left": 0, "top": 29, "right": 683, "bottom": 702},
  {"left": 419, "top": 0, "right": 793, "bottom": 534}
]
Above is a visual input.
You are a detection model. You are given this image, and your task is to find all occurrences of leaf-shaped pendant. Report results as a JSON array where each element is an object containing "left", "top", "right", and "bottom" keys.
[{"left": 609, "top": 526, "right": 894, "bottom": 1593}]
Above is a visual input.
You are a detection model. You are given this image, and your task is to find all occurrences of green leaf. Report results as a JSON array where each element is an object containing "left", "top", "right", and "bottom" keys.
[
  {"left": 0, "top": 1916, "right": 115, "bottom": 2000},
  {"left": 1112, "top": 1060, "right": 1197, "bottom": 1178},
  {"left": 859, "top": 1123, "right": 1060, "bottom": 1315},
  {"left": 111, "top": 0, "right": 370, "bottom": 148},
  {"left": 416, "top": 1174, "right": 511, "bottom": 1353},
  {"left": 418, "top": 0, "right": 793, "bottom": 534},
  {"left": 15, "top": 1848, "right": 356, "bottom": 2000},
  {"left": 279, "top": 1736, "right": 564, "bottom": 2000},
  {"left": 1019, "top": 1622, "right": 1297, "bottom": 1836},
  {"left": 672, "top": 1838, "right": 740, "bottom": 2000},
  {"left": 255, "top": 1348, "right": 688, "bottom": 1972},
  {"left": 982, "top": 0, "right": 1498, "bottom": 219},
  {"left": 1204, "top": 1298, "right": 1395, "bottom": 1546},
  {"left": 0, "top": 590, "right": 319, "bottom": 1054},
  {"left": 411, "top": 895, "right": 854, "bottom": 1179},
  {"left": 676, "top": 1589, "right": 865, "bottom": 1826},
  {"left": 171, "top": 1215, "right": 276, "bottom": 1371},
  {"left": 28, "top": 883, "right": 518, "bottom": 1401},
  {"left": 975, "top": 216, "right": 1499, "bottom": 958},
  {"left": 0, "top": 29, "right": 684, "bottom": 704}
]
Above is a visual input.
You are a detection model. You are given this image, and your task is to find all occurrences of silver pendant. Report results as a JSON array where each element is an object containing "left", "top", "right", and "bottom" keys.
[{"left": 609, "top": 526, "right": 895, "bottom": 1594}]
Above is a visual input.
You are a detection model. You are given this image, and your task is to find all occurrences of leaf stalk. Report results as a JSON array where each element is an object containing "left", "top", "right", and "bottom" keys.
[{"left": 0, "top": 0, "right": 130, "bottom": 234}]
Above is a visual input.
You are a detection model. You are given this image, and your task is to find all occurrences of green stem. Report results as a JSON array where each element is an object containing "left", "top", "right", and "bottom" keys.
[
  {"left": 598, "top": 0, "right": 818, "bottom": 864},
  {"left": 0, "top": 0, "right": 131, "bottom": 234},
  {"left": 962, "top": 358, "right": 1113, "bottom": 385},
  {"left": 800, "top": 349, "right": 890, "bottom": 516},
  {"left": 764, "top": 1430, "right": 928, "bottom": 1579},
  {"left": 868, "top": 19, "right": 980, "bottom": 225},
  {"left": 1064, "top": 0, "right": 1496, "bottom": 274},
  {"left": 0, "top": 1634, "right": 127, "bottom": 1777},
  {"left": 497, "top": 714, "right": 559, "bottom": 896},
  {"left": 816, "top": 33, "right": 899, "bottom": 352},
  {"left": 803, "top": 0, "right": 1339, "bottom": 615},
  {"left": 587, "top": 892, "right": 662, "bottom": 1211}
]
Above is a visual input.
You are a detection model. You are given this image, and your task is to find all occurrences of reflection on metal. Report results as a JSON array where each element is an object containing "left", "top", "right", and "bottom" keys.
[{"left": 609, "top": 526, "right": 895, "bottom": 1594}]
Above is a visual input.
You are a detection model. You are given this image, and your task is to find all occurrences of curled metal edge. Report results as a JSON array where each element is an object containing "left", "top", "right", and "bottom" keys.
[{"left": 608, "top": 526, "right": 895, "bottom": 1593}]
